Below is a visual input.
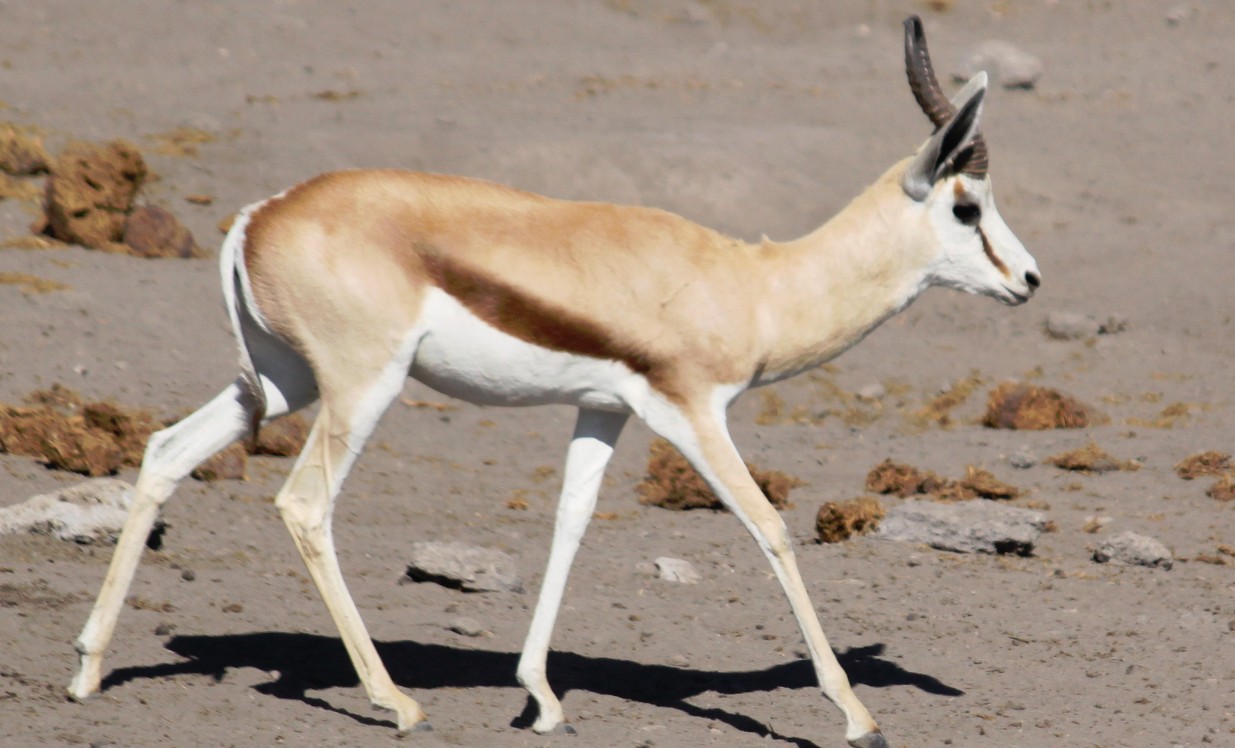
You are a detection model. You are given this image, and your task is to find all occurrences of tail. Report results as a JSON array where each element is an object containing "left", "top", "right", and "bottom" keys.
[{"left": 219, "top": 204, "right": 269, "bottom": 451}]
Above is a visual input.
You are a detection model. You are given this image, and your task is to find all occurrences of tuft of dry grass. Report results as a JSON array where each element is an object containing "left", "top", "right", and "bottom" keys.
[
  {"left": 983, "top": 382, "right": 1097, "bottom": 430},
  {"left": 910, "top": 373, "right": 983, "bottom": 429},
  {"left": 815, "top": 497, "right": 885, "bottom": 543},
  {"left": 637, "top": 438, "right": 801, "bottom": 511},
  {"left": 0, "top": 272, "right": 67, "bottom": 293}
]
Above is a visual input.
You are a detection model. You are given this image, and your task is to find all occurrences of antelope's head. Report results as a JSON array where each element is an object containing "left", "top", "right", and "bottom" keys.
[{"left": 900, "top": 16, "right": 1040, "bottom": 305}]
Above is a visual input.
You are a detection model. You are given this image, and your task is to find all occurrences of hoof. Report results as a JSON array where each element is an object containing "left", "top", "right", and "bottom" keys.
[
  {"left": 410, "top": 722, "right": 434, "bottom": 733},
  {"left": 550, "top": 724, "right": 577, "bottom": 736},
  {"left": 849, "top": 731, "right": 888, "bottom": 748}
]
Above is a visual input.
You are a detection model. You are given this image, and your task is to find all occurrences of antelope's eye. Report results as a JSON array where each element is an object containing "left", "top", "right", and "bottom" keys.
[{"left": 952, "top": 201, "right": 981, "bottom": 226}]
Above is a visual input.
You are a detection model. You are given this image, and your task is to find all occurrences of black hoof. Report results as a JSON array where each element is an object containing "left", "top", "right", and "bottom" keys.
[
  {"left": 849, "top": 731, "right": 888, "bottom": 748},
  {"left": 546, "top": 724, "right": 577, "bottom": 736}
]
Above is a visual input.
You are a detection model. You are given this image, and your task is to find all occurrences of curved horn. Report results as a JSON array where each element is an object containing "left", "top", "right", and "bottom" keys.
[{"left": 903, "top": 16, "right": 988, "bottom": 176}]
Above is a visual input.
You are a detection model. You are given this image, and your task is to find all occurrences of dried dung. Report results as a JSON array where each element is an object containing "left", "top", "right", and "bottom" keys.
[
  {"left": 865, "top": 459, "right": 950, "bottom": 498},
  {"left": 982, "top": 382, "right": 1096, "bottom": 430},
  {"left": 866, "top": 459, "right": 1021, "bottom": 501},
  {"left": 122, "top": 205, "right": 203, "bottom": 259},
  {"left": 637, "top": 438, "right": 800, "bottom": 511},
  {"left": 1174, "top": 451, "right": 1231, "bottom": 480},
  {"left": 815, "top": 497, "right": 885, "bottom": 543},
  {"left": 0, "top": 386, "right": 159, "bottom": 476},
  {"left": 0, "top": 122, "right": 50, "bottom": 175},
  {"left": 192, "top": 443, "right": 248, "bottom": 482},
  {"left": 1047, "top": 442, "right": 1140, "bottom": 474},
  {"left": 957, "top": 466, "right": 1022, "bottom": 500},
  {"left": 1207, "top": 475, "right": 1235, "bottom": 503},
  {"left": 252, "top": 413, "right": 309, "bottom": 457},
  {"left": 42, "top": 139, "right": 146, "bottom": 248},
  {"left": 911, "top": 374, "right": 983, "bottom": 428}
]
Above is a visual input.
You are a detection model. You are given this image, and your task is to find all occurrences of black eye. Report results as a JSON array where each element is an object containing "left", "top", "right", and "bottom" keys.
[{"left": 952, "top": 202, "right": 981, "bottom": 226}]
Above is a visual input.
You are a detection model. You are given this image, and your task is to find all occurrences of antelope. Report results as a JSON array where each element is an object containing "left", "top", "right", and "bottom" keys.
[{"left": 69, "top": 16, "right": 1038, "bottom": 748}]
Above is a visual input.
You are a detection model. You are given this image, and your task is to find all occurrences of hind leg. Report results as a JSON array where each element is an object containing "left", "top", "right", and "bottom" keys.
[
  {"left": 71, "top": 380, "right": 260, "bottom": 699},
  {"left": 270, "top": 345, "right": 432, "bottom": 731}
]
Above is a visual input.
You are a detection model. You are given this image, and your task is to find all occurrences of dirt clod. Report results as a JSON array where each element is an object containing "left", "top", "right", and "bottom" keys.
[
  {"left": 637, "top": 438, "right": 800, "bottom": 510},
  {"left": 252, "top": 414, "right": 310, "bottom": 457},
  {"left": 122, "top": 205, "right": 203, "bottom": 259},
  {"left": 42, "top": 140, "right": 147, "bottom": 249},
  {"left": 815, "top": 497, "right": 886, "bottom": 543},
  {"left": 983, "top": 382, "right": 1096, "bottom": 430}
]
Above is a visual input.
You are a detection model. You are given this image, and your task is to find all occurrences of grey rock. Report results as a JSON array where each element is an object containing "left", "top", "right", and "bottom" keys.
[
  {"left": 956, "top": 40, "right": 1044, "bottom": 90},
  {"left": 404, "top": 541, "right": 524, "bottom": 593},
  {"left": 0, "top": 478, "right": 134, "bottom": 544},
  {"left": 876, "top": 501, "right": 1048, "bottom": 555},
  {"left": 653, "top": 556, "right": 701, "bottom": 584},
  {"left": 447, "top": 616, "right": 484, "bottom": 637},
  {"left": 1008, "top": 450, "right": 1037, "bottom": 470},
  {"left": 1045, "top": 311, "right": 1101, "bottom": 340},
  {"left": 1093, "top": 531, "right": 1173, "bottom": 570}
]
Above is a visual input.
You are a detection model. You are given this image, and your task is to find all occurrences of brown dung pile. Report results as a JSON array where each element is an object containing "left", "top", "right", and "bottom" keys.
[
  {"left": 815, "top": 497, "right": 886, "bottom": 543},
  {"left": 0, "top": 386, "right": 159, "bottom": 476},
  {"left": 1047, "top": 442, "right": 1140, "bottom": 473},
  {"left": 40, "top": 140, "right": 147, "bottom": 249},
  {"left": 983, "top": 382, "right": 1096, "bottom": 430},
  {"left": 637, "top": 438, "right": 801, "bottom": 510},
  {"left": 1174, "top": 451, "right": 1231, "bottom": 480},
  {"left": 865, "top": 459, "right": 1021, "bottom": 501}
]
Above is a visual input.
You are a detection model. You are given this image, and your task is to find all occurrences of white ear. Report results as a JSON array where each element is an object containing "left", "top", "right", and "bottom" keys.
[{"left": 902, "top": 73, "right": 987, "bottom": 201}]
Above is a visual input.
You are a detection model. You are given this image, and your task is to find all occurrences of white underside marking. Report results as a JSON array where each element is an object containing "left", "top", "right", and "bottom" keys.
[{"left": 410, "top": 289, "right": 644, "bottom": 412}]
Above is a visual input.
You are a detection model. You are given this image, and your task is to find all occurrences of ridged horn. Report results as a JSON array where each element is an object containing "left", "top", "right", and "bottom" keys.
[{"left": 903, "top": 15, "right": 988, "bottom": 176}]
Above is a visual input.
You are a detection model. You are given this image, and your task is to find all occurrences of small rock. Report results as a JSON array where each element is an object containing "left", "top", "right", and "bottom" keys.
[
  {"left": 404, "top": 541, "right": 523, "bottom": 593},
  {"left": 447, "top": 617, "right": 484, "bottom": 637},
  {"left": 180, "top": 568, "right": 196, "bottom": 582},
  {"left": 0, "top": 478, "right": 134, "bottom": 544},
  {"left": 122, "top": 205, "right": 203, "bottom": 259},
  {"left": 876, "top": 501, "right": 1048, "bottom": 555},
  {"left": 1008, "top": 450, "right": 1037, "bottom": 469},
  {"left": 956, "top": 40, "right": 1044, "bottom": 90},
  {"left": 1045, "top": 311, "right": 1101, "bottom": 340},
  {"left": 856, "top": 383, "right": 886, "bottom": 402},
  {"left": 1165, "top": 4, "right": 1194, "bottom": 26},
  {"left": 1098, "top": 314, "right": 1128, "bottom": 335},
  {"left": 1093, "top": 531, "right": 1173, "bottom": 570},
  {"left": 653, "top": 556, "right": 700, "bottom": 584}
]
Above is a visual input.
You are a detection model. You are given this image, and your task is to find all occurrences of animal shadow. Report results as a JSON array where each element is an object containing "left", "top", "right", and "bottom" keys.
[{"left": 103, "top": 633, "right": 962, "bottom": 746}]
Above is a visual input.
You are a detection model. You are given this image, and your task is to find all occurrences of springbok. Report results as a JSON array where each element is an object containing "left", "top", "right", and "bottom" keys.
[{"left": 69, "top": 16, "right": 1038, "bottom": 748}]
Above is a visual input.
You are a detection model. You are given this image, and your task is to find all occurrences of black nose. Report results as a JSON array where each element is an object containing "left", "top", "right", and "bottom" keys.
[{"left": 1025, "top": 270, "right": 1041, "bottom": 289}]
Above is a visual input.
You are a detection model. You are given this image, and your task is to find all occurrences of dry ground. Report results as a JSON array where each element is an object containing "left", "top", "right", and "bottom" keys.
[{"left": 1, "top": 2, "right": 1232, "bottom": 747}]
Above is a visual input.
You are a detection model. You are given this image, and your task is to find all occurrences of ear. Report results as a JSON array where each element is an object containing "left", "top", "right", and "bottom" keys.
[{"left": 902, "top": 72, "right": 987, "bottom": 201}]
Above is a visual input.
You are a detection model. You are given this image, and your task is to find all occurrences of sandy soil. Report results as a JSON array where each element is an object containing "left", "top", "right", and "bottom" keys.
[{"left": 1, "top": 2, "right": 1233, "bottom": 746}]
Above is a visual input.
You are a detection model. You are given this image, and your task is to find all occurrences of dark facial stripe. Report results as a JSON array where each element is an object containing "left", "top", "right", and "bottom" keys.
[
  {"left": 977, "top": 226, "right": 1009, "bottom": 278},
  {"left": 418, "top": 246, "right": 662, "bottom": 380}
]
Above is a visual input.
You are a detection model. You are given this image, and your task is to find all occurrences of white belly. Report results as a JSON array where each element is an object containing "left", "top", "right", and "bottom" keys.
[{"left": 409, "top": 289, "right": 638, "bottom": 411}]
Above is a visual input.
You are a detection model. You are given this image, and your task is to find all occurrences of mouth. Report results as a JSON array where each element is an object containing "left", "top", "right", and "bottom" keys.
[{"left": 998, "top": 285, "right": 1031, "bottom": 305}]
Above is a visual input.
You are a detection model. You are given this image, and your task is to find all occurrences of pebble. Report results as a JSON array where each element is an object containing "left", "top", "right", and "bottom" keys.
[
  {"left": 653, "top": 557, "right": 701, "bottom": 584},
  {"left": 1093, "top": 531, "right": 1173, "bottom": 570},
  {"left": 447, "top": 617, "right": 484, "bottom": 637}
]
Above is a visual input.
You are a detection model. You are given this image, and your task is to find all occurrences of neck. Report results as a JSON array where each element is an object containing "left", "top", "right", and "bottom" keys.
[{"left": 752, "top": 160, "right": 929, "bottom": 384}]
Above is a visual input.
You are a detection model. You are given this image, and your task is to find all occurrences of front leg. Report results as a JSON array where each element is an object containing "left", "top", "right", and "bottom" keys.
[
  {"left": 641, "top": 390, "right": 886, "bottom": 748},
  {"left": 517, "top": 408, "right": 628, "bottom": 734}
]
